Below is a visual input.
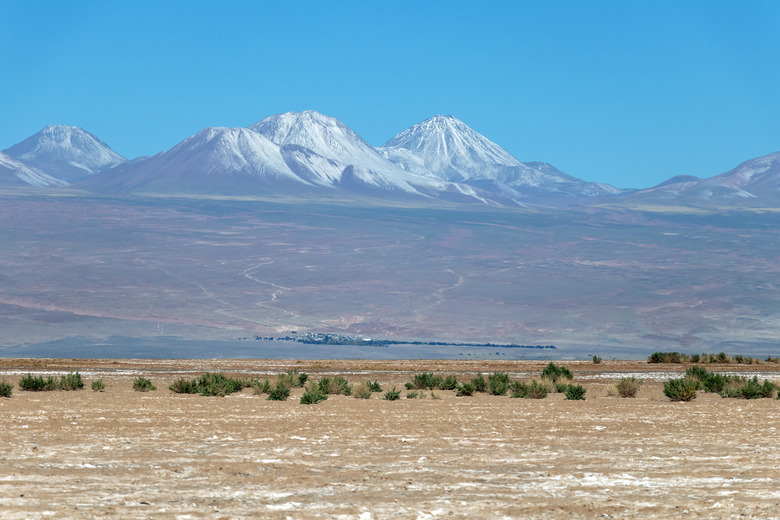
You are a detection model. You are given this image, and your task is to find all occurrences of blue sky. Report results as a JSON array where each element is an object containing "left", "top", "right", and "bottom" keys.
[{"left": 2, "top": 0, "right": 780, "bottom": 188}]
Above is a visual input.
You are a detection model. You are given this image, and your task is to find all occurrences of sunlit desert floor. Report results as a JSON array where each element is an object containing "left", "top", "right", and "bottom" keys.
[{"left": 0, "top": 359, "right": 779, "bottom": 519}]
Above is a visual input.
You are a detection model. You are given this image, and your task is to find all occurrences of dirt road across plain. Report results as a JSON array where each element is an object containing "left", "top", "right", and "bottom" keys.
[{"left": 0, "top": 359, "right": 778, "bottom": 519}]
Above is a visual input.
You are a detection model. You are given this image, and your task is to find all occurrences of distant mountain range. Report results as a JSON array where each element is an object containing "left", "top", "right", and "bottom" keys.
[{"left": 3, "top": 113, "right": 779, "bottom": 207}]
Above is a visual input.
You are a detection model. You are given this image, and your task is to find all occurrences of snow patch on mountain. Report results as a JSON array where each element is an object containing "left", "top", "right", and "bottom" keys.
[{"left": 0, "top": 151, "right": 69, "bottom": 187}]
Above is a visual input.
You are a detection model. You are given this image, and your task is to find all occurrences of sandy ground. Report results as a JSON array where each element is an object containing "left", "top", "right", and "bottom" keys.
[{"left": 0, "top": 359, "right": 779, "bottom": 519}]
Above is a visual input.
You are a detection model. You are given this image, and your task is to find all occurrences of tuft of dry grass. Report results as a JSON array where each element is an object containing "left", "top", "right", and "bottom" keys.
[{"left": 614, "top": 377, "right": 642, "bottom": 398}]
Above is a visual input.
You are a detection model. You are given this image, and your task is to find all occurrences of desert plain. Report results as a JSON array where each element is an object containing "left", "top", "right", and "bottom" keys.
[{"left": 0, "top": 358, "right": 779, "bottom": 519}]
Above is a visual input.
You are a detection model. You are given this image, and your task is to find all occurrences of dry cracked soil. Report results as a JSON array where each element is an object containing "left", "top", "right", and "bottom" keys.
[{"left": 0, "top": 359, "right": 779, "bottom": 519}]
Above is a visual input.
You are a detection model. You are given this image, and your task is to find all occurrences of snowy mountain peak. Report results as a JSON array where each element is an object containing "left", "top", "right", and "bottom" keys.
[
  {"left": 381, "top": 115, "right": 522, "bottom": 182},
  {"left": 249, "top": 110, "right": 378, "bottom": 164},
  {"left": 4, "top": 124, "right": 126, "bottom": 183}
]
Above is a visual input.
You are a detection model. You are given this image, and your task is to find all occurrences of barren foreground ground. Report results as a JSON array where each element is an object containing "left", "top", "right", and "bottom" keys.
[{"left": 1, "top": 359, "right": 779, "bottom": 519}]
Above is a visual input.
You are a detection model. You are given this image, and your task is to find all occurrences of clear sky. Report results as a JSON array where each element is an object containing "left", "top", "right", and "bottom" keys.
[{"left": 2, "top": 0, "right": 780, "bottom": 188}]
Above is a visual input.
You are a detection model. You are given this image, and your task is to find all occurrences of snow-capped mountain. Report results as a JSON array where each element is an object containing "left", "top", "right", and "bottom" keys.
[
  {"left": 380, "top": 115, "right": 621, "bottom": 201},
  {"left": 249, "top": 110, "right": 462, "bottom": 197},
  {"left": 78, "top": 126, "right": 309, "bottom": 195},
  {"left": 4, "top": 125, "right": 125, "bottom": 183},
  {"left": 78, "top": 116, "right": 495, "bottom": 203},
  {"left": 0, "top": 151, "right": 69, "bottom": 188},
  {"left": 619, "top": 152, "right": 780, "bottom": 207}
]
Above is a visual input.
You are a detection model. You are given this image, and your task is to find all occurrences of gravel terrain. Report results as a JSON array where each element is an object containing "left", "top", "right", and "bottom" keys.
[{"left": 1, "top": 359, "right": 778, "bottom": 519}]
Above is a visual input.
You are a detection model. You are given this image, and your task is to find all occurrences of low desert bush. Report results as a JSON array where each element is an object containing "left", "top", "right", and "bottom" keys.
[
  {"left": 382, "top": 387, "right": 401, "bottom": 401},
  {"left": 563, "top": 384, "right": 586, "bottom": 400},
  {"left": 470, "top": 373, "right": 487, "bottom": 393},
  {"left": 251, "top": 378, "right": 272, "bottom": 395},
  {"left": 592, "top": 355, "right": 602, "bottom": 364},
  {"left": 300, "top": 384, "right": 327, "bottom": 404},
  {"left": 406, "top": 390, "right": 419, "bottom": 399},
  {"left": 663, "top": 378, "right": 698, "bottom": 401},
  {"left": 278, "top": 369, "right": 308, "bottom": 388},
  {"left": 316, "top": 376, "right": 351, "bottom": 395},
  {"left": 430, "top": 391, "right": 441, "bottom": 400},
  {"left": 91, "top": 378, "right": 106, "bottom": 392},
  {"left": 714, "top": 352, "right": 731, "bottom": 364},
  {"left": 133, "top": 376, "right": 156, "bottom": 392},
  {"left": 685, "top": 366, "right": 709, "bottom": 382},
  {"left": 648, "top": 352, "right": 687, "bottom": 364},
  {"left": 455, "top": 382, "right": 475, "bottom": 397},
  {"left": 719, "top": 376, "right": 776, "bottom": 399},
  {"left": 267, "top": 382, "right": 290, "bottom": 401},
  {"left": 487, "top": 372, "right": 510, "bottom": 396},
  {"left": 169, "top": 373, "right": 248, "bottom": 397},
  {"left": 169, "top": 377, "right": 196, "bottom": 394},
  {"left": 440, "top": 375, "right": 458, "bottom": 390},
  {"left": 406, "top": 372, "right": 443, "bottom": 390},
  {"left": 59, "top": 372, "right": 84, "bottom": 391},
  {"left": 540, "top": 362, "right": 573, "bottom": 384},
  {"left": 510, "top": 380, "right": 548, "bottom": 399},
  {"left": 351, "top": 381, "right": 372, "bottom": 399},
  {"left": 19, "top": 374, "right": 59, "bottom": 392},
  {"left": 0, "top": 380, "right": 13, "bottom": 398},
  {"left": 614, "top": 377, "right": 642, "bottom": 398},
  {"left": 554, "top": 383, "right": 569, "bottom": 393},
  {"left": 366, "top": 380, "right": 382, "bottom": 392}
]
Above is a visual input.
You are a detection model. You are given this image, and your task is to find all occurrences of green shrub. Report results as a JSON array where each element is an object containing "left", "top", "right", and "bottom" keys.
[
  {"left": 300, "top": 384, "right": 327, "bottom": 404},
  {"left": 508, "top": 380, "right": 527, "bottom": 398},
  {"left": 366, "top": 380, "right": 382, "bottom": 392},
  {"left": 663, "top": 378, "right": 698, "bottom": 401},
  {"left": 0, "top": 380, "right": 13, "bottom": 398},
  {"left": 527, "top": 380, "right": 549, "bottom": 399},
  {"left": 317, "top": 377, "right": 351, "bottom": 395},
  {"left": 91, "top": 379, "right": 106, "bottom": 392},
  {"left": 251, "top": 378, "right": 271, "bottom": 395},
  {"left": 564, "top": 384, "right": 586, "bottom": 400},
  {"left": 133, "top": 377, "right": 156, "bottom": 392},
  {"left": 351, "top": 382, "right": 372, "bottom": 399},
  {"left": 470, "top": 373, "right": 487, "bottom": 393},
  {"left": 267, "top": 382, "right": 290, "bottom": 401},
  {"left": 690, "top": 354, "right": 701, "bottom": 363},
  {"left": 540, "top": 362, "right": 573, "bottom": 383},
  {"left": 685, "top": 366, "right": 709, "bottom": 381},
  {"left": 406, "top": 390, "right": 419, "bottom": 399},
  {"left": 648, "top": 352, "right": 689, "bottom": 363},
  {"left": 615, "top": 377, "right": 642, "bottom": 398},
  {"left": 382, "top": 387, "right": 401, "bottom": 401},
  {"left": 487, "top": 372, "right": 509, "bottom": 396},
  {"left": 19, "top": 374, "right": 58, "bottom": 392},
  {"left": 59, "top": 372, "right": 84, "bottom": 391},
  {"left": 592, "top": 355, "right": 602, "bottom": 364},
  {"left": 719, "top": 377, "right": 776, "bottom": 399},
  {"left": 440, "top": 375, "right": 458, "bottom": 390},
  {"left": 702, "top": 373, "right": 728, "bottom": 393},
  {"left": 169, "top": 377, "right": 196, "bottom": 394},
  {"left": 714, "top": 352, "right": 731, "bottom": 364},
  {"left": 510, "top": 380, "right": 548, "bottom": 399},
  {"left": 334, "top": 376, "right": 352, "bottom": 395},
  {"left": 554, "top": 383, "right": 569, "bottom": 393},
  {"left": 278, "top": 369, "right": 308, "bottom": 388},
  {"left": 406, "top": 372, "right": 443, "bottom": 390},
  {"left": 179, "top": 373, "right": 248, "bottom": 397},
  {"left": 455, "top": 382, "right": 475, "bottom": 397}
]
